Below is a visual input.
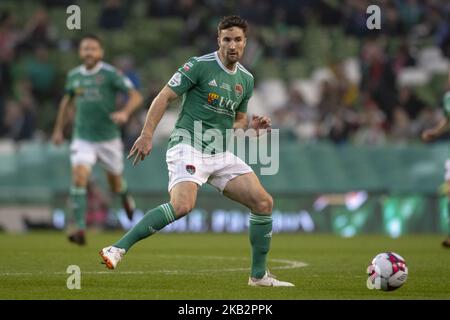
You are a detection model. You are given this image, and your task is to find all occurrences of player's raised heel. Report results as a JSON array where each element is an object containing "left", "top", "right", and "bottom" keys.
[
  {"left": 248, "top": 271, "right": 295, "bottom": 287},
  {"left": 99, "top": 246, "right": 125, "bottom": 269}
]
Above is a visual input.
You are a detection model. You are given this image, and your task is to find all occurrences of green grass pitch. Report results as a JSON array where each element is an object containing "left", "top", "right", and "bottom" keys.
[{"left": 0, "top": 232, "right": 449, "bottom": 299}]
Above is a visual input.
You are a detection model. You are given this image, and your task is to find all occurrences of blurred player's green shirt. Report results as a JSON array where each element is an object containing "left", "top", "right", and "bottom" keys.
[
  {"left": 167, "top": 51, "right": 254, "bottom": 152},
  {"left": 65, "top": 62, "right": 134, "bottom": 142},
  {"left": 444, "top": 91, "right": 450, "bottom": 119}
]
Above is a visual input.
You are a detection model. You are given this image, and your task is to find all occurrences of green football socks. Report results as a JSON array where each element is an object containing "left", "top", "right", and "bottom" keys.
[
  {"left": 113, "top": 203, "right": 176, "bottom": 251},
  {"left": 447, "top": 200, "right": 450, "bottom": 236},
  {"left": 70, "top": 186, "right": 87, "bottom": 230},
  {"left": 249, "top": 213, "right": 272, "bottom": 279}
]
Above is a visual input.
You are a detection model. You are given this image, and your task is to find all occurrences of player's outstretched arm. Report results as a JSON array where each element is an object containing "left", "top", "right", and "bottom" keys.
[
  {"left": 110, "top": 89, "right": 143, "bottom": 125},
  {"left": 51, "top": 94, "right": 73, "bottom": 145},
  {"left": 128, "top": 85, "right": 179, "bottom": 166},
  {"left": 422, "top": 117, "right": 449, "bottom": 142}
]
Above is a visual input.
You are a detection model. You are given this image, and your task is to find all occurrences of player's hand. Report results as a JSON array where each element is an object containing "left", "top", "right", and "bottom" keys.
[
  {"left": 250, "top": 114, "right": 272, "bottom": 135},
  {"left": 110, "top": 111, "right": 129, "bottom": 125},
  {"left": 127, "top": 134, "right": 153, "bottom": 166},
  {"left": 51, "top": 130, "right": 64, "bottom": 145},
  {"left": 421, "top": 129, "right": 436, "bottom": 142}
]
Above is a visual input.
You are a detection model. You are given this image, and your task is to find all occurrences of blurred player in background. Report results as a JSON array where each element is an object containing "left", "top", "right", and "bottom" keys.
[
  {"left": 52, "top": 34, "right": 143, "bottom": 245},
  {"left": 100, "top": 16, "right": 294, "bottom": 287},
  {"left": 422, "top": 68, "right": 450, "bottom": 247}
]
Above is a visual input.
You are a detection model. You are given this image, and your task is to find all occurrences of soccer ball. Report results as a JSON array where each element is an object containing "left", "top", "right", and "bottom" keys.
[{"left": 366, "top": 252, "right": 408, "bottom": 291}]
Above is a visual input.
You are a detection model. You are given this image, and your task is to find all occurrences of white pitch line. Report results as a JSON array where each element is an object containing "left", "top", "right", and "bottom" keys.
[{"left": 0, "top": 255, "right": 308, "bottom": 276}]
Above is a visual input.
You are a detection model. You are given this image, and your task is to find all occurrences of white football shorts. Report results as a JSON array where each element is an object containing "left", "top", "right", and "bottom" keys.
[
  {"left": 166, "top": 143, "right": 253, "bottom": 193},
  {"left": 70, "top": 138, "right": 124, "bottom": 175}
]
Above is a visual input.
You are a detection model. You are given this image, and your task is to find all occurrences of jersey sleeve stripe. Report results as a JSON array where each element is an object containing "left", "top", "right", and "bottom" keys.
[
  {"left": 237, "top": 64, "right": 254, "bottom": 78},
  {"left": 179, "top": 69, "right": 196, "bottom": 84}
]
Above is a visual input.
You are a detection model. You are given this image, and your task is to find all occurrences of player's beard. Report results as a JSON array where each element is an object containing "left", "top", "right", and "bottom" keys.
[
  {"left": 227, "top": 51, "right": 240, "bottom": 64},
  {"left": 83, "top": 56, "right": 101, "bottom": 69}
]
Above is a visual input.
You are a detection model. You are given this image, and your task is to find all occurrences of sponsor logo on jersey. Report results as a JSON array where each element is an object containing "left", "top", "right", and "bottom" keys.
[
  {"left": 220, "top": 83, "right": 231, "bottom": 91},
  {"left": 95, "top": 74, "right": 105, "bottom": 85},
  {"left": 186, "top": 164, "right": 196, "bottom": 175},
  {"left": 208, "top": 79, "right": 217, "bottom": 87},
  {"left": 235, "top": 84, "right": 243, "bottom": 98},
  {"left": 207, "top": 92, "right": 238, "bottom": 113},
  {"left": 168, "top": 72, "right": 182, "bottom": 87}
]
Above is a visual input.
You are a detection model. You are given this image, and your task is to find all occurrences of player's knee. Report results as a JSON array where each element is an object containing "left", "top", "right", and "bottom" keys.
[
  {"left": 110, "top": 183, "right": 122, "bottom": 193},
  {"left": 72, "top": 172, "right": 88, "bottom": 187},
  {"left": 253, "top": 194, "right": 273, "bottom": 215},
  {"left": 170, "top": 201, "right": 194, "bottom": 218}
]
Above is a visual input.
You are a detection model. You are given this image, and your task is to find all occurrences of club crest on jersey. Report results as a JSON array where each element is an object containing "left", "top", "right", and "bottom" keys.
[
  {"left": 183, "top": 61, "right": 193, "bottom": 72},
  {"left": 235, "top": 84, "right": 243, "bottom": 98},
  {"left": 186, "top": 164, "right": 196, "bottom": 175}
]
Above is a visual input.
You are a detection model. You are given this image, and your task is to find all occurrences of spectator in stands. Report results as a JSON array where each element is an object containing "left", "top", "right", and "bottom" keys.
[
  {"left": 274, "top": 87, "right": 319, "bottom": 141},
  {"left": 99, "top": 0, "right": 126, "bottom": 30},
  {"left": 390, "top": 106, "right": 414, "bottom": 143},
  {"left": 2, "top": 98, "right": 36, "bottom": 141},
  {"left": 353, "top": 98, "right": 387, "bottom": 145},
  {"left": 397, "top": 86, "right": 426, "bottom": 120},
  {"left": 19, "top": 7, "right": 55, "bottom": 52},
  {"left": 24, "top": 45, "right": 56, "bottom": 104}
]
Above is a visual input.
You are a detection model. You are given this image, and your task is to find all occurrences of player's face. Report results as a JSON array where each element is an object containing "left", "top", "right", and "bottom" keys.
[
  {"left": 218, "top": 27, "right": 246, "bottom": 65},
  {"left": 79, "top": 39, "right": 104, "bottom": 69}
]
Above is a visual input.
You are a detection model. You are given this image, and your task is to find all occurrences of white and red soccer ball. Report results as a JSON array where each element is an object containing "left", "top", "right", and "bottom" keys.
[{"left": 367, "top": 252, "right": 408, "bottom": 291}]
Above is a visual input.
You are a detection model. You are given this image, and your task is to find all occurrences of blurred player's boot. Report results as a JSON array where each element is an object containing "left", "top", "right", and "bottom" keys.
[
  {"left": 442, "top": 237, "right": 450, "bottom": 248},
  {"left": 68, "top": 230, "right": 86, "bottom": 246},
  {"left": 99, "top": 246, "right": 125, "bottom": 269},
  {"left": 122, "top": 194, "right": 135, "bottom": 221},
  {"left": 248, "top": 271, "right": 294, "bottom": 287}
]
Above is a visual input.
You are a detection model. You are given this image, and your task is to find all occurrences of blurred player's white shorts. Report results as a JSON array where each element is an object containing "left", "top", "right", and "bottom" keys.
[
  {"left": 166, "top": 143, "right": 253, "bottom": 193},
  {"left": 70, "top": 138, "right": 124, "bottom": 175}
]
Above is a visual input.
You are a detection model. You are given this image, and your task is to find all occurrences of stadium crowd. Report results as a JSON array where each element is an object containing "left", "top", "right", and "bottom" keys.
[{"left": 0, "top": 0, "right": 449, "bottom": 147}]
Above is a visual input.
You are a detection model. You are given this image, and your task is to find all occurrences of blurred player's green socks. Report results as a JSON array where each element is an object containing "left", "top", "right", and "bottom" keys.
[
  {"left": 447, "top": 201, "right": 450, "bottom": 236},
  {"left": 118, "top": 179, "right": 129, "bottom": 200},
  {"left": 113, "top": 203, "right": 176, "bottom": 251},
  {"left": 70, "top": 186, "right": 87, "bottom": 230},
  {"left": 249, "top": 213, "right": 272, "bottom": 279}
]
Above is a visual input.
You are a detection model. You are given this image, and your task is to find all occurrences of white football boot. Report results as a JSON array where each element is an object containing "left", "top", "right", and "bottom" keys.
[
  {"left": 99, "top": 246, "right": 125, "bottom": 269},
  {"left": 248, "top": 270, "right": 295, "bottom": 287}
]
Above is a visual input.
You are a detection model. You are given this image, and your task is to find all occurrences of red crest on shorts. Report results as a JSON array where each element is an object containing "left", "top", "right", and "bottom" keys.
[{"left": 186, "top": 165, "right": 196, "bottom": 175}]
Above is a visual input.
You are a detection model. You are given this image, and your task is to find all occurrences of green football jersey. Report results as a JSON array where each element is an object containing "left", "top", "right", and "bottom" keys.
[
  {"left": 65, "top": 62, "right": 134, "bottom": 142},
  {"left": 167, "top": 51, "right": 254, "bottom": 153}
]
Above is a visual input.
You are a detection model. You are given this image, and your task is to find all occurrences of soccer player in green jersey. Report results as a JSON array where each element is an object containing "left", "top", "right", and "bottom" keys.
[
  {"left": 422, "top": 71, "right": 450, "bottom": 247},
  {"left": 100, "top": 16, "right": 294, "bottom": 287},
  {"left": 52, "top": 34, "right": 143, "bottom": 245}
]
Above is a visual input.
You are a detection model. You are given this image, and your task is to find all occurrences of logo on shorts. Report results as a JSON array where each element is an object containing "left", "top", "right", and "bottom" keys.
[{"left": 186, "top": 164, "right": 196, "bottom": 175}]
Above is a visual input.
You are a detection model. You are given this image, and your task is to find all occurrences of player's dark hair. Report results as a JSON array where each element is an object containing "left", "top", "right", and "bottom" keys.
[
  {"left": 218, "top": 15, "right": 248, "bottom": 36},
  {"left": 79, "top": 34, "right": 103, "bottom": 47}
]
